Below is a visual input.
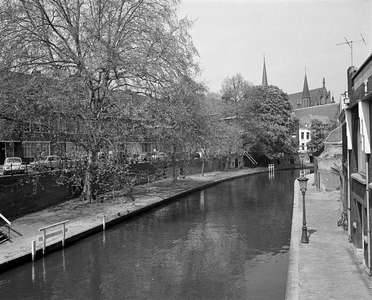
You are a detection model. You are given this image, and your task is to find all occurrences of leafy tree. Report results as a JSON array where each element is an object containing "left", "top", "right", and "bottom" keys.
[
  {"left": 220, "top": 73, "right": 253, "bottom": 102},
  {"left": 307, "top": 119, "right": 338, "bottom": 157},
  {"left": 0, "top": 0, "right": 199, "bottom": 201},
  {"left": 240, "top": 85, "right": 297, "bottom": 160}
]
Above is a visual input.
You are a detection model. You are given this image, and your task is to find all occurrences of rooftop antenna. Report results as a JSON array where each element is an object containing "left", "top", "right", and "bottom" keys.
[{"left": 337, "top": 34, "right": 366, "bottom": 66}]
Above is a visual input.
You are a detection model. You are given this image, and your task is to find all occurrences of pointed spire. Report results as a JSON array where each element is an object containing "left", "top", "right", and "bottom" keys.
[
  {"left": 262, "top": 55, "right": 268, "bottom": 86},
  {"left": 302, "top": 71, "right": 310, "bottom": 99}
]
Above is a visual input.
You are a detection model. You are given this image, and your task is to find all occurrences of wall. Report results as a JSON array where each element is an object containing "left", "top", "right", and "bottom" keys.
[
  {"left": 0, "top": 158, "right": 227, "bottom": 220},
  {"left": 0, "top": 172, "right": 75, "bottom": 220},
  {"left": 314, "top": 145, "right": 342, "bottom": 193}
]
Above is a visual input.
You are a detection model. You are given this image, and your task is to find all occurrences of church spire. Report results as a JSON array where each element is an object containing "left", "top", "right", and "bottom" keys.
[
  {"left": 302, "top": 71, "right": 310, "bottom": 99},
  {"left": 262, "top": 55, "right": 268, "bottom": 86},
  {"left": 301, "top": 70, "right": 310, "bottom": 108}
]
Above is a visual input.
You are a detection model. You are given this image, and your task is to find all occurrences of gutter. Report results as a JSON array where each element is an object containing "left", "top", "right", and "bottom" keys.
[{"left": 345, "top": 91, "right": 372, "bottom": 110}]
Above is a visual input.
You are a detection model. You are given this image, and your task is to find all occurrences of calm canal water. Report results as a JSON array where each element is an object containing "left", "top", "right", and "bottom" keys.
[{"left": 0, "top": 170, "right": 299, "bottom": 300}]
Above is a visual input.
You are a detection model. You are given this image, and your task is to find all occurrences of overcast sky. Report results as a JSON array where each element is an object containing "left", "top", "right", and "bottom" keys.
[{"left": 178, "top": 0, "right": 372, "bottom": 100}]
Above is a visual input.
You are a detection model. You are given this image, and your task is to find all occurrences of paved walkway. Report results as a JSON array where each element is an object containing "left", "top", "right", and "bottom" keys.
[
  {"left": 1, "top": 168, "right": 372, "bottom": 299},
  {"left": 286, "top": 173, "right": 372, "bottom": 299}
]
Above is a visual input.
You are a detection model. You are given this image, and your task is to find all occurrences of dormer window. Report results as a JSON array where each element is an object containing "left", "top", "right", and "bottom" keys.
[{"left": 23, "top": 122, "right": 31, "bottom": 132}]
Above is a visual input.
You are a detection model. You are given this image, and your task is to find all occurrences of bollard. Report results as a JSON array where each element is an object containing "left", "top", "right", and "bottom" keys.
[
  {"left": 62, "top": 223, "right": 66, "bottom": 247},
  {"left": 103, "top": 215, "right": 106, "bottom": 231},
  {"left": 31, "top": 240, "right": 36, "bottom": 261},
  {"left": 42, "top": 230, "right": 46, "bottom": 255}
]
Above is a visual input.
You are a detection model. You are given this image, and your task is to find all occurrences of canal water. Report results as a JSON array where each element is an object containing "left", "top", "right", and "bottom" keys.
[{"left": 0, "top": 170, "right": 299, "bottom": 300}]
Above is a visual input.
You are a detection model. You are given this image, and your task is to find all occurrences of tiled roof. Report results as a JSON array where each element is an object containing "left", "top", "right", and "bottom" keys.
[
  {"left": 288, "top": 87, "right": 325, "bottom": 109},
  {"left": 294, "top": 103, "right": 340, "bottom": 126}
]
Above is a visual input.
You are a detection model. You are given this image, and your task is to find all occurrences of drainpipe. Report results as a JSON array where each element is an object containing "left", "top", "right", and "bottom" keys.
[
  {"left": 366, "top": 154, "right": 371, "bottom": 275},
  {"left": 347, "top": 150, "right": 352, "bottom": 237}
]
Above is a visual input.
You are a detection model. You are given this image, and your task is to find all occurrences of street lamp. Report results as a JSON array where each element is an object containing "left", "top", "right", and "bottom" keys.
[{"left": 297, "top": 175, "right": 309, "bottom": 243}]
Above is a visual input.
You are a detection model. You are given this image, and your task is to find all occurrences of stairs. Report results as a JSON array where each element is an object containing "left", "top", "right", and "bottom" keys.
[
  {"left": 0, "top": 213, "right": 11, "bottom": 243},
  {"left": 243, "top": 151, "right": 258, "bottom": 167},
  {"left": 0, "top": 230, "right": 8, "bottom": 243}
]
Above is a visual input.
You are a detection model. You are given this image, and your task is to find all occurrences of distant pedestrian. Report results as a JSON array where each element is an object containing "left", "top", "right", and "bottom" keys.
[{"left": 180, "top": 166, "right": 185, "bottom": 179}]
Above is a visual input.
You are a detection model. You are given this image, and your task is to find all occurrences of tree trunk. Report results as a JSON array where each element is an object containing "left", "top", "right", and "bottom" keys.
[
  {"left": 225, "top": 146, "right": 232, "bottom": 171},
  {"left": 82, "top": 150, "right": 98, "bottom": 202},
  {"left": 201, "top": 158, "right": 205, "bottom": 176},
  {"left": 172, "top": 142, "right": 177, "bottom": 182}
]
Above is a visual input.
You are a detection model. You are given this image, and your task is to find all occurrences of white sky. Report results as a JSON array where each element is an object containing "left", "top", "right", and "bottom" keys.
[{"left": 178, "top": 0, "right": 372, "bottom": 100}]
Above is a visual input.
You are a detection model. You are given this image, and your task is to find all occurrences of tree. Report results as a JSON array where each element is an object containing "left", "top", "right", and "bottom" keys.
[
  {"left": 220, "top": 73, "right": 253, "bottom": 102},
  {"left": 307, "top": 119, "right": 338, "bottom": 157},
  {"left": 151, "top": 76, "right": 208, "bottom": 181},
  {"left": 200, "top": 92, "right": 245, "bottom": 170},
  {"left": 240, "top": 85, "right": 297, "bottom": 160},
  {"left": 0, "top": 0, "right": 199, "bottom": 200},
  {"left": 0, "top": 72, "right": 52, "bottom": 140}
]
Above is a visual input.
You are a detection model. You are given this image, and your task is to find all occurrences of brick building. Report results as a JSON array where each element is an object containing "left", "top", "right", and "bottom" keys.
[
  {"left": 341, "top": 53, "right": 372, "bottom": 275},
  {"left": 288, "top": 75, "right": 333, "bottom": 109}
]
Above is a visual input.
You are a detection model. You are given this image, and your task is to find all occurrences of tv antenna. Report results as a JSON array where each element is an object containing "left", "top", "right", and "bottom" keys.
[{"left": 337, "top": 34, "right": 366, "bottom": 66}]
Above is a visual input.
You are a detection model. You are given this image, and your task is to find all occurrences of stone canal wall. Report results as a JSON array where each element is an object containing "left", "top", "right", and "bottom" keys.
[
  {"left": 0, "top": 173, "right": 74, "bottom": 220},
  {"left": 0, "top": 158, "right": 227, "bottom": 220}
]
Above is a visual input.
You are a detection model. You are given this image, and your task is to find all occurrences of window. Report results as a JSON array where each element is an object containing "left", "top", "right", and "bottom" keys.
[
  {"left": 141, "top": 143, "right": 152, "bottom": 153},
  {"left": 40, "top": 124, "right": 48, "bottom": 133},
  {"left": 5, "top": 142, "right": 15, "bottom": 157},
  {"left": 301, "top": 143, "right": 305, "bottom": 150},
  {"left": 65, "top": 142, "right": 85, "bottom": 158},
  {"left": 23, "top": 123, "right": 31, "bottom": 132},
  {"left": 306, "top": 132, "right": 310, "bottom": 139},
  {"left": 23, "top": 141, "right": 50, "bottom": 158},
  {"left": 23, "top": 143, "right": 31, "bottom": 158},
  {"left": 301, "top": 132, "right": 304, "bottom": 139},
  {"left": 33, "top": 124, "right": 39, "bottom": 133}
]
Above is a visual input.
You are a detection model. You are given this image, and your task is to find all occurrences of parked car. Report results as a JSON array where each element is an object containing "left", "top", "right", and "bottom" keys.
[
  {"left": 31, "top": 155, "right": 62, "bottom": 170},
  {"left": 190, "top": 152, "right": 201, "bottom": 159},
  {"left": 3, "top": 157, "right": 26, "bottom": 175},
  {"left": 138, "top": 152, "right": 152, "bottom": 162},
  {"left": 152, "top": 152, "right": 168, "bottom": 161}
]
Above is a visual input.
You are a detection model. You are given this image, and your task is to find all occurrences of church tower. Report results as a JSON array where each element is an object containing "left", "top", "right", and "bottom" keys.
[
  {"left": 301, "top": 72, "right": 310, "bottom": 108},
  {"left": 262, "top": 56, "right": 268, "bottom": 86}
]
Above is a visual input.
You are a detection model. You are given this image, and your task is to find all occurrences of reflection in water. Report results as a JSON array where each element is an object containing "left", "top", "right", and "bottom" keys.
[{"left": 0, "top": 170, "right": 298, "bottom": 300}]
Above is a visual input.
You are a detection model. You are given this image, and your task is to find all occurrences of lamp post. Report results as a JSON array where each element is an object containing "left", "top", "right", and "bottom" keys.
[{"left": 297, "top": 175, "right": 309, "bottom": 243}]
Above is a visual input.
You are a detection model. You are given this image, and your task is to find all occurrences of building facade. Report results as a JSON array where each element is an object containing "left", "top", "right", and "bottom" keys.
[
  {"left": 289, "top": 74, "right": 340, "bottom": 163},
  {"left": 0, "top": 80, "right": 160, "bottom": 165},
  {"left": 341, "top": 53, "right": 372, "bottom": 275},
  {"left": 298, "top": 126, "right": 311, "bottom": 153},
  {"left": 288, "top": 75, "right": 333, "bottom": 109}
]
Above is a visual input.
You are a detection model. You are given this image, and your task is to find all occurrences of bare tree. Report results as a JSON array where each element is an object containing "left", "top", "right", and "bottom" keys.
[
  {"left": 0, "top": 0, "right": 199, "bottom": 201},
  {"left": 151, "top": 76, "right": 208, "bottom": 181},
  {"left": 220, "top": 73, "right": 253, "bottom": 102}
]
